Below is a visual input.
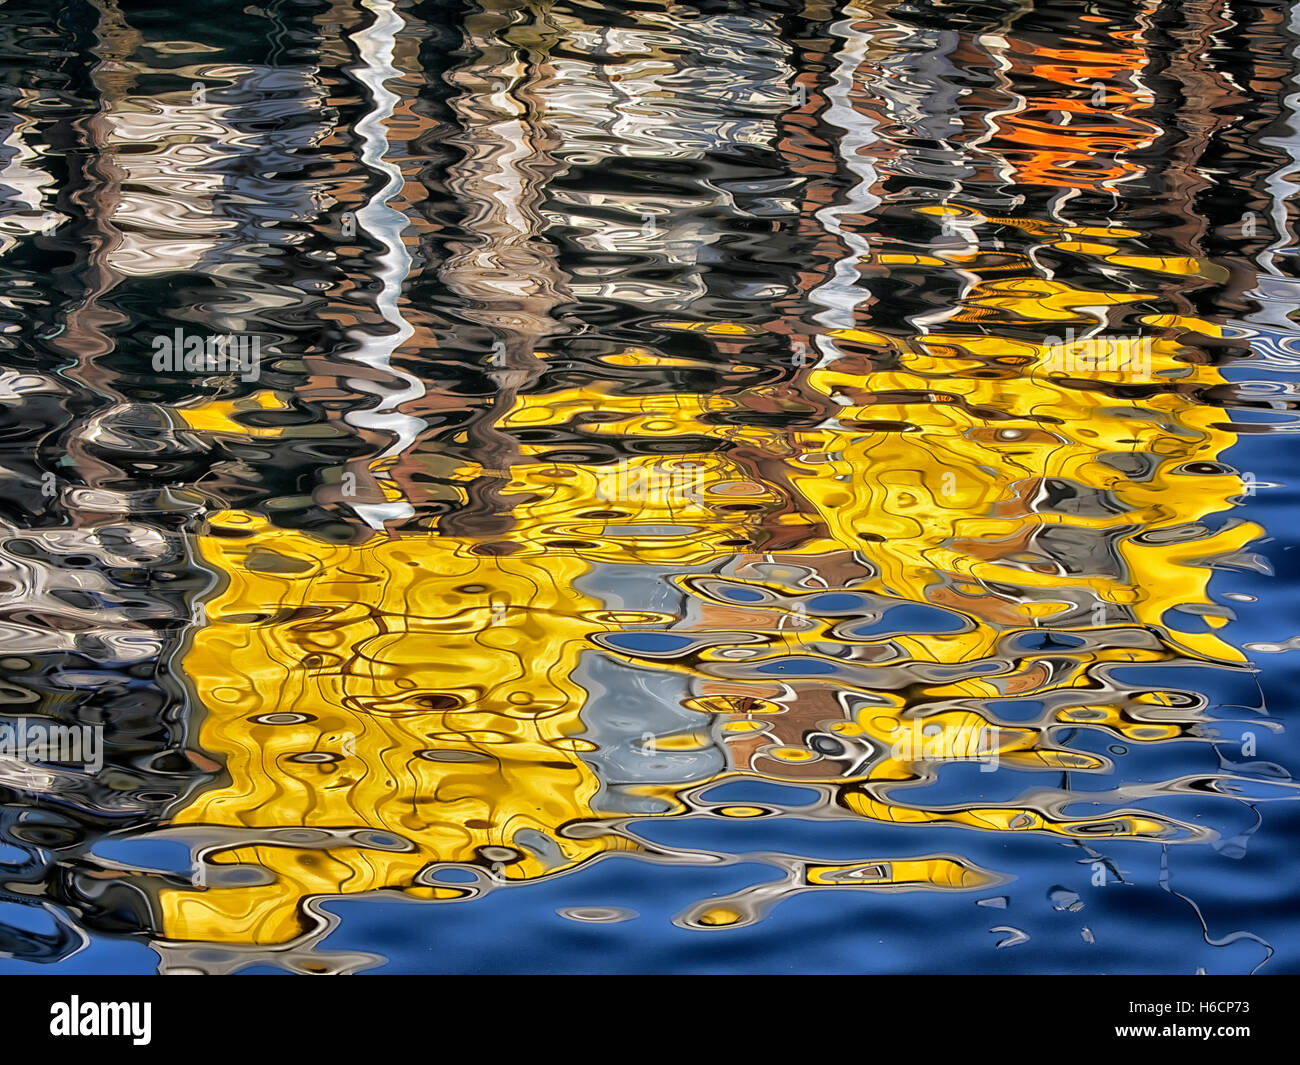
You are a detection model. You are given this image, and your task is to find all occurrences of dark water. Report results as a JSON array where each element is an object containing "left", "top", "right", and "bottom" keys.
[{"left": 0, "top": 0, "right": 1298, "bottom": 975}]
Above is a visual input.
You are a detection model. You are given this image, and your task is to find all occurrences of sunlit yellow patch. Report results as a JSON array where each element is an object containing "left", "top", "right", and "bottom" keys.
[
  {"left": 177, "top": 391, "right": 292, "bottom": 437},
  {"left": 717, "top": 806, "right": 767, "bottom": 818},
  {"left": 654, "top": 320, "right": 761, "bottom": 335},
  {"left": 806, "top": 858, "right": 1003, "bottom": 890}
]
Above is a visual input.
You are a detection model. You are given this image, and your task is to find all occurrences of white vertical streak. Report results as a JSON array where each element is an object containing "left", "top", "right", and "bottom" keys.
[
  {"left": 811, "top": 5, "right": 880, "bottom": 348},
  {"left": 346, "top": 0, "right": 425, "bottom": 528}
]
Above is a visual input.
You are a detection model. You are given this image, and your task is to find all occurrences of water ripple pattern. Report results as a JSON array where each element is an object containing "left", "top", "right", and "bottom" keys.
[{"left": 0, "top": 0, "right": 1297, "bottom": 975}]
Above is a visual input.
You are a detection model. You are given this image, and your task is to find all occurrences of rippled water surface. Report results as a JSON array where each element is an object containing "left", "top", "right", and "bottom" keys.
[{"left": 1, "top": 0, "right": 1299, "bottom": 974}]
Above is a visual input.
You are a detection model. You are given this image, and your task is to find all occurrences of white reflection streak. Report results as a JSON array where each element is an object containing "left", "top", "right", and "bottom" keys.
[
  {"left": 1248, "top": 0, "right": 1300, "bottom": 335},
  {"left": 0, "top": 90, "right": 58, "bottom": 256},
  {"left": 811, "top": 4, "right": 880, "bottom": 353},
  {"left": 346, "top": 0, "right": 425, "bottom": 528}
]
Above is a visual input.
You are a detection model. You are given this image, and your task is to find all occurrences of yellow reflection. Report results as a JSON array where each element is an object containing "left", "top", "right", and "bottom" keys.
[
  {"left": 161, "top": 286, "right": 1252, "bottom": 944},
  {"left": 164, "top": 513, "right": 628, "bottom": 944}
]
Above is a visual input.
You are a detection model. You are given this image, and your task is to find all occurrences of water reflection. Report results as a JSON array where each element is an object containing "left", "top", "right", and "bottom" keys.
[{"left": 0, "top": 0, "right": 1298, "bottom": 974}]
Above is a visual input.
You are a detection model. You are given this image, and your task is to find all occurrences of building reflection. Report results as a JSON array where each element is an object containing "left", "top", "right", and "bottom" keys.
[{"left": 0, "top": 0, "right": 1291, "bottom": 968}]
